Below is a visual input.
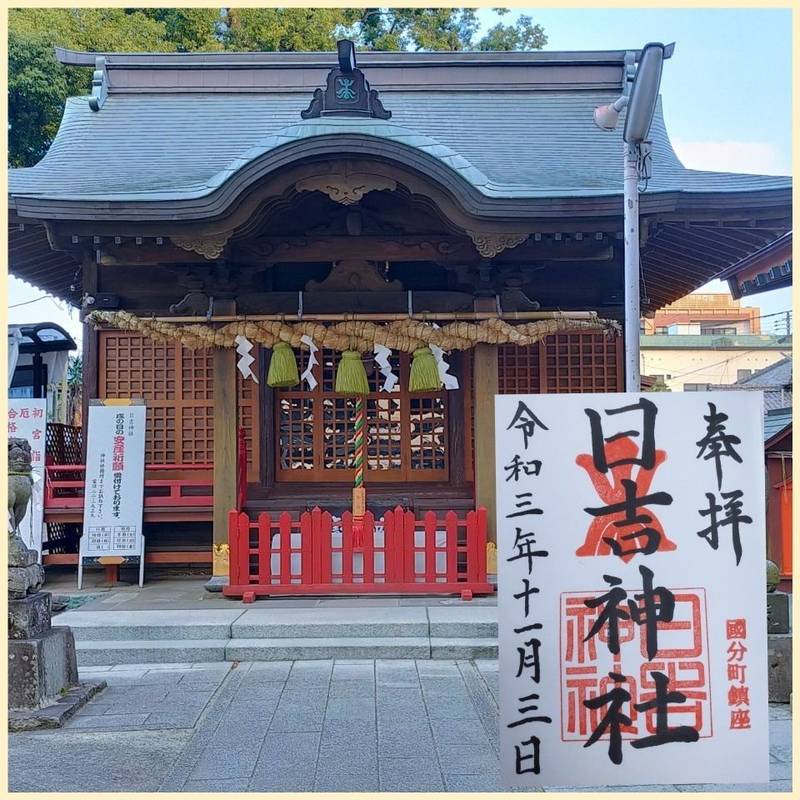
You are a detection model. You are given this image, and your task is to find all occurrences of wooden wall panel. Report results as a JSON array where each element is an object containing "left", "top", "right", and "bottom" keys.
[
  {"left": 498, "top": 332, "right": 623, "bottom": 394},
  {"left": 98, "top": 331, "right": 259, "bottom": 480}
]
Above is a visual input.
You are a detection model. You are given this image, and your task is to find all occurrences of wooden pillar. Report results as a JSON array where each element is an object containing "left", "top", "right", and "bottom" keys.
[
  {"left": 81, "top": 256, "right": 99, "bottom": 460},
  {"left": 212, "top": 345, "right": 238, "bottom": 577},
  {"left": 473, "top": 342, "right": 499, "bottom": 543}
]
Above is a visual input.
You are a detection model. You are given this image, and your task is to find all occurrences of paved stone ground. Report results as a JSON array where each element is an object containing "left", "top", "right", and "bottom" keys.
[
  {"left": 9, "top": 660, "right": 792, "bottom": 793},
  {"left": 47, "top": 568, "right": 499, "bottom": 612}
]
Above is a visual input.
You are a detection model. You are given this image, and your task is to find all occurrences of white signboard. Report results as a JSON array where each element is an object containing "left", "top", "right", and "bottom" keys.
[
  {"left": 496, "top": 392, "right": 767, "bottom": 788},
  {"left": 80, "top": 402, "right": 146, "bottom": 586},
  {"left": 8, "top": 399, "right": 47, "bottom": 559}
]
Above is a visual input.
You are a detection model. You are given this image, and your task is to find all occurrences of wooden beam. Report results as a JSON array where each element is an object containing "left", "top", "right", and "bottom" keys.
[
  {"left": 233, "top": 236, "right": 613, "bottom": 264},
  {"left": 473, "top": 342, "right": 499, "bottom": 543},
  {"left": 212, "top": 340, "right": 238, "bottom": 577}
]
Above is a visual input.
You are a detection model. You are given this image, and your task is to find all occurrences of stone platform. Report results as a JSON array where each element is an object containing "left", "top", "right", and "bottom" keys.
[{"left": 54, "top": 606, "right": 499, "bottom": 666}]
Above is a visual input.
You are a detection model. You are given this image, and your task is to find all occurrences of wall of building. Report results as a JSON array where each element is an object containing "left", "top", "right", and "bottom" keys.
[
  {"left": 640, "top": 347, "right": 788, "bottom": 392},
  {"left": 643, "top": 293, "right": 761, "bottom": 335}
]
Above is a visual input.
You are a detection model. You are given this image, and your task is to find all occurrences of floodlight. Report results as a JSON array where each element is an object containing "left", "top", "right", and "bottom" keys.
[
  {"left": 593, "top": 96, "right": 628, "bottom": 131},
  {"left": 624, "top": 42, "right": 672, "bottom": 144}
]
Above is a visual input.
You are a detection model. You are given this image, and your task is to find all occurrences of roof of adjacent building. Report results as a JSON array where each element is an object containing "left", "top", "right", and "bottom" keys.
[
  {"left": 640, "top": 334, "right": 792, "bottom": 350},
  {"left": 708, "top": 355, "right": 792, "bottom": 414},
  {"left": 713, "top": 231, "right": 792, "bottom": 299},
  {"left": 738, "top": 356, "right": 792, "bottom": 389},
  {"left": 8, "top": 47, "right": 791, "bottom": 206},
  {"left": 764, "top": 407, "right": 792, "bottom": 443}
]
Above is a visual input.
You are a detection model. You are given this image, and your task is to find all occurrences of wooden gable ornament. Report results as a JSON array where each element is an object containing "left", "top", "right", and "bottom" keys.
[{"left": 302, "top": 40, "right": 391, "bottom": 120}]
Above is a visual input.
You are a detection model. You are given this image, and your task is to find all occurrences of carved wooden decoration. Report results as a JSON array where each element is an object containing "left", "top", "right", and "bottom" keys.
[
  {"left": 295, "top": 174, "right": 397, "bottom": 206},
  {"left": 305, "top": 260, "right": 403, "bottom": 292},
  {"left": 172, "top": 234, "right": 230, "bottom": 260},
  {"left": 468, "top": 232, "right": 530, "bottom": 259},
  {"left": 301, "top": 39, "right": 391, "bottom": 120}
]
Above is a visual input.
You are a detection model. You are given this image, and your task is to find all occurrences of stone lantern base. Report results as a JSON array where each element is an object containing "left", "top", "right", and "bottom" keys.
[{"left": 8, "top": 590, "right": 106, "bottom": 731}]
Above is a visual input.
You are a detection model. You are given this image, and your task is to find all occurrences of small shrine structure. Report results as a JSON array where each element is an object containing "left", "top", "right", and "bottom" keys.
[{"left": 8, "top": 42, "right": 791, "bottom": 596}]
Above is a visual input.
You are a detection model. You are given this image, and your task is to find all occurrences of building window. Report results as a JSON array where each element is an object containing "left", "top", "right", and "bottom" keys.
[
  {"left": 701, "top": 326, "right": 737, "bottom": 336},
  {"left": 737, "top": 369, "right": 753, "bottom": 381},
  {"left": 683, "top": 383, "right": 712, "bottom": 392},
  {"left": 655, "top": 326, "right": 668, "bottom": 335},
  {"left": 276, "top": 348, "right": 449, "bottom": 483}
]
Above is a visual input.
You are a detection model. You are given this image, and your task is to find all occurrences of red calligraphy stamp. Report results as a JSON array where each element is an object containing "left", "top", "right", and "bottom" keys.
[{"left": 560, "top": 588, "right": 712, "bottom": 742}]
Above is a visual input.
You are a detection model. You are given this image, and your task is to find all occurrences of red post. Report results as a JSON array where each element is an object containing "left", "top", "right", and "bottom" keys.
[
  {"left": 362, "top": 511, "right": 375, "bottom": 585},
  {"left": 300, "top": 509, "right": 313, "bottom": 584},
  {"left": 341, "top": 511, "right": 354, "bottom": 584},
  {"left": 237, "top": 512, "right": 251, "bottom": 584},
  {"left": 445, "top": 510, "right": 458, "bottom": 584},
  {"left": 466, "top": 509, "right": 479, "bottom": 585},
  {"left": 279, "top": 511, "right": 292, "bottom": 584},
  {"left": 382, "top": 508, "right": 395, "bottom": 583},
  {"left": 257, "top": 512, "right": 272, "bottom": 586},
  {"left": 476, "top": 506, "right": 488, "bottom": 582},
  {"left": 403, "top": 509, "right": 416, "bottom": 584},
  {"left": 228, "top": 509, "right": 241, "bottom": 585},
  {"left": 424, "top": 511, "right": 437, "bottom": 584}
]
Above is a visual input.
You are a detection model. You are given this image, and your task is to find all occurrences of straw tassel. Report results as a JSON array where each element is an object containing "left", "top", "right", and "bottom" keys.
[
  {"left": 409, "top": 346, "right": 442, "bottom": 392},
  {"left": 335, "top": 350, "right": 370, "bottom": 395},
  {"left": 266, "top": 341, "right": 300, "bottom": 388}
]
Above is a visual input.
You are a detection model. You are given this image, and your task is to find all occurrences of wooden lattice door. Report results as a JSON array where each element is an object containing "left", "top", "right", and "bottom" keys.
[{"left": 276, "top": 348, "right": 449, "bottom": 483}]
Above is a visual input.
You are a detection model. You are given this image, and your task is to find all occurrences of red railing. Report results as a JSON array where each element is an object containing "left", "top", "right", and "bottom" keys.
[
  {"left": 224, "top": 505, "right": 493, "bottom": 602},
  {"left": 44, "top": 464, "right": 214, "bottom": 511}
]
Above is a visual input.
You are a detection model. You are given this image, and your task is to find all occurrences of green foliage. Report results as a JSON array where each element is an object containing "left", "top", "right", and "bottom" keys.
[
  {"left": 9, "top": 8, "right": 546, "bottom": 167},
  {"left": 67, "top": 355, "right": 82, "bottom": 387},
  {"left": 8, "top": 30, "right": 69, "bottom": 167},
  {"left": 223, "top": 9, "right": 362, "bottom": 52},
  {"left": 647, "top": 379, "right": 672, "bottom": 392},
  {"left": 478, "top": 15, "right": 547, "bottom": 51},
  {"left": 9, "top": 8, "right": 178, "bottom": 167}
]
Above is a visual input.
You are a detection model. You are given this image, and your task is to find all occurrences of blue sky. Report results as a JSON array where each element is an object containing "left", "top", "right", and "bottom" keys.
[{"left": 8, "top": 8, "right": 793, "bottom": 340}]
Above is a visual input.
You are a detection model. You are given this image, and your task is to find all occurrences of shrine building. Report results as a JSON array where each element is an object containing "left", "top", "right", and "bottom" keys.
[{"left": 8, "top": 43, "right": 791, "bottom": 596}]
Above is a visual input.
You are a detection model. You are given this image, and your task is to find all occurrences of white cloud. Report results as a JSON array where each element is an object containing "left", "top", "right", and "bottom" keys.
[{"left": 671, "top": 138, "right": 791, "bottom": 176}]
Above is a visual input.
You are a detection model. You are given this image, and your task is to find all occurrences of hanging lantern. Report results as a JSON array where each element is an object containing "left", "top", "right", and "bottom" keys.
[
  {"left": 409, "top": 346, "right": 442, "bottom": 393},
  {"left": 266, "top": 341, "right": 299, "bottom": 388},
  {"left": 335, "top": 350, "right": 370, "bottom": 395}
]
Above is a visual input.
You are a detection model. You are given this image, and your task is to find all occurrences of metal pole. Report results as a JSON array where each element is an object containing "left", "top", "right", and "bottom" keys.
[
  {"left": 623, "top": 142, "right": 641, "bottom": 392},
  {"left": 32, "top": 353, "right": 44, "bottom": 399}
]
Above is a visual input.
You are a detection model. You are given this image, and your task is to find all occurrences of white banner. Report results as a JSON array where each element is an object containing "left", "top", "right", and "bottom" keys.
[
  {"left": 7, "top": 399, "right": 47, "bottom": 560},
  {"left": 496, "top": 392, "right": 767, "bottom": 788},
  {"left": 80, "top": 403, "right": 146, "bottom": 577}
]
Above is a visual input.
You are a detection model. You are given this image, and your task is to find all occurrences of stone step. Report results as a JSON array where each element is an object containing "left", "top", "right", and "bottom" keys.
[
  {"left": 57, "top": 610, "right": 244, "bottom": 642},
  {"left": 230, "top": 607, "right": 431, "bottom": 639},
  {"left": 427, "top": 607, "right": 497, "bottom": 638},
  {"left": 430, "top": 637, "right": 498, "bottom": 659},
  {"left": 225, "top": 636, "right": 498, "bottom": 662},
  {"left": 225, "top": 636, "right": 430, "bottom": 661},
  {"left": 76, "top": 639, "right": 228, "bottom": 667},
  {"left": 225, "top": 636, "right": 432, "bottom": 661}
]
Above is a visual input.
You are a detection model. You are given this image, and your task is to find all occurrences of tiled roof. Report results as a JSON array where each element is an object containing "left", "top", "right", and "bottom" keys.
[
  {"left": 739, "top": 356, "right": 792, "bottom": 388},
  {"left": 8, "top": 87, "right": 790, "bottom": 203},
  {"left": 764, "top": 408, "right": 792, "bottom": 442}
]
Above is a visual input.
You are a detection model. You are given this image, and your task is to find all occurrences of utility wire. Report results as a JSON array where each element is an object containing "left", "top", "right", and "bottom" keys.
[{"left": 8, "top": 295, "right": 51, "bottom": 309}]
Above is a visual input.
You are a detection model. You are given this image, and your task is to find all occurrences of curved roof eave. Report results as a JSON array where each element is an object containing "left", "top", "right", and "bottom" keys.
[{"left": 8, "top": 129, "right": 793, "bottom": 226}]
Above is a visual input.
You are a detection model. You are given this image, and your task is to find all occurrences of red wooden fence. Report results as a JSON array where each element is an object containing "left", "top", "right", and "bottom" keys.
[
  {"left": 45, "top": 464, "right": 213, "bottom": 512},
  {"left": 224, "top": 506, "right": 493, "bottom": 602}
]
